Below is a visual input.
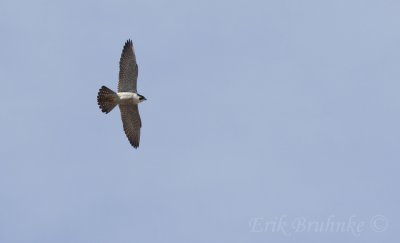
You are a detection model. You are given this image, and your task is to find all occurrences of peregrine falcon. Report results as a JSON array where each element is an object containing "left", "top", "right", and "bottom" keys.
[{"left": 97, "top": 39, "right": 146, "bottom": 149}]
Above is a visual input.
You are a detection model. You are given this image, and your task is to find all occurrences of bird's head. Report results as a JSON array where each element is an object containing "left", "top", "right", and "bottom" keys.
[{"left": 138, "top": 94, "right": 147, "bottom": 103}]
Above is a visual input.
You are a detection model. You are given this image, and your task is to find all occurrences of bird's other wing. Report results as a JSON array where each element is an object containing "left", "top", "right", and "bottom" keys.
[
  {"left": 119, "top": 104, "right": 142, "bottom": 148},
  {"left": 118, "top": 39, "right": 138, "bottom": 92}
]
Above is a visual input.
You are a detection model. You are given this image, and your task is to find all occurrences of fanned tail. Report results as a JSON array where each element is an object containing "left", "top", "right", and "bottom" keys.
[{"left": 97, "top": 86, "right": 118, "bottom": 114}]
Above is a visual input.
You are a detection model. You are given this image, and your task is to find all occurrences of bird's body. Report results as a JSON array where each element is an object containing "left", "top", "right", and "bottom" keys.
[
  {"left": 117, "top": 92, "right": 142, "bottom": 105},
  {"left": 97, "top": 40, "right": 146, "bottom": 149}
]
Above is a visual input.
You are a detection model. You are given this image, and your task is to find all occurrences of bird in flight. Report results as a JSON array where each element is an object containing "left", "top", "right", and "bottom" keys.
[{"left": 97, "top": 39, "right": 146, "bottom": 149}]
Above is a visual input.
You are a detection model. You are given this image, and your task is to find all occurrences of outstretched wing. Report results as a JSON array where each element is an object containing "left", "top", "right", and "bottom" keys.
[
  {"left": 119, "top": 104, "right": 142, "bottom": 148},
  {"left": 118, "top": 39, "right": 138, "bottom": 92}
]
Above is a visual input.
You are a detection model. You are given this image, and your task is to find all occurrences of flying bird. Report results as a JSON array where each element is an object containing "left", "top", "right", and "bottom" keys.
[{"left": 97, "top": 39, "right": 146, "bottom": 149}]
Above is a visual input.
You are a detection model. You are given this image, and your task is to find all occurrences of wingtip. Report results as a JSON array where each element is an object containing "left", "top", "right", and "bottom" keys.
[
  {"left": 130, "top": 142, "right": 139, "bottom": 149},
  {"left": 125, "top": 39, "right": 133, "bottom": 47}
]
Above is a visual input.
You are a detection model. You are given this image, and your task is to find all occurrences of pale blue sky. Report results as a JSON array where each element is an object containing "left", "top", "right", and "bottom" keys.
[{"left": 1, "top": 0, "right": 399, "bottom": 242}]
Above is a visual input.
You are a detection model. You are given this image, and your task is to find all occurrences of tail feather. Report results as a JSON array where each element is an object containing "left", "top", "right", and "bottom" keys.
[{"left": 97, "top": 86, "right": 118, "bottom": 113}]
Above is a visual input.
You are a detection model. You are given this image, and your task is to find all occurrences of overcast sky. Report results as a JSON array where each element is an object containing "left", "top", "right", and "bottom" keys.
[{"left": 1, "top": 0, "right": 399, "bottom": 242}]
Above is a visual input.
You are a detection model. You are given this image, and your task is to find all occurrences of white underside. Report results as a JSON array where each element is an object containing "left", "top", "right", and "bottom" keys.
[{"left": 117, "top": 92, "right": 140, "bottom": 105}]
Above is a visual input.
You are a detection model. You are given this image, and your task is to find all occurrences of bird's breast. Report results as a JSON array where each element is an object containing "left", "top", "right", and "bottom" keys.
[{"left": 117, "top": 92, "right": 140, "bottom": 104}]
